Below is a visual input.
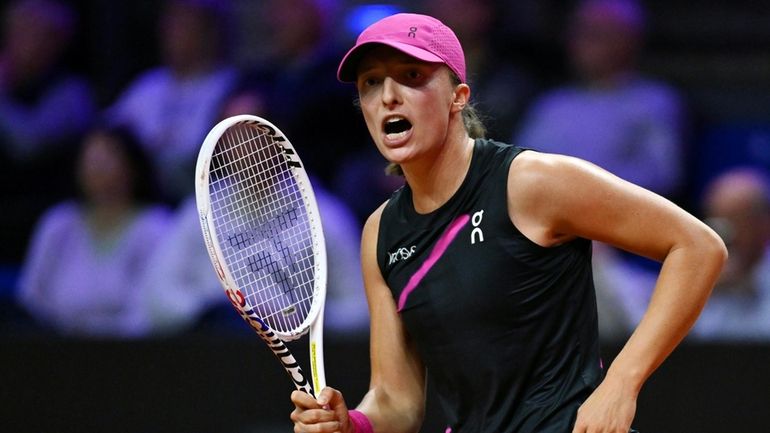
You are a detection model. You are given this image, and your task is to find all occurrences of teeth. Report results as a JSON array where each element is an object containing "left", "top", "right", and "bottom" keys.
[
  {"left": 386, "top": 130, "right": 409, "bottom": 140},
  {"left": 386, "top": 116, "right": 405, "bottom": 124}
]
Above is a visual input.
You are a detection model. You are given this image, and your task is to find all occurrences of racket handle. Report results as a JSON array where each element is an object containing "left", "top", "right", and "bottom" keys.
[
  {"left": 242, "top": 307, "right": 315, "bottom": 395},
  {"left": 309, "top": 302, "right": 326, "bottom": 393}
]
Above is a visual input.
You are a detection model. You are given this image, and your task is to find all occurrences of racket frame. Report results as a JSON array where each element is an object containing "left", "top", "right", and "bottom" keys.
[{"left": 195, "top": 114, "right": 327, "bottom": 395}]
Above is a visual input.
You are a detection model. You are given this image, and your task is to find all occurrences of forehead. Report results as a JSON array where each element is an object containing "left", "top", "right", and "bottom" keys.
[{"left": 356, "top": 45, "right": 437, "bottom": 74}]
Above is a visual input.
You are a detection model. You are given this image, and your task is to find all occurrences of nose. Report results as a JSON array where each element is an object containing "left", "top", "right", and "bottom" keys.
[{"left": 381, "top": 76, "right": 401, "bottom": 108}]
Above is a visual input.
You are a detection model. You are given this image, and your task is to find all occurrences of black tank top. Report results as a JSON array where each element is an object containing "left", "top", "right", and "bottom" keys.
[{"left": 376, "top": 139, "right": 602, "bottom": 432}]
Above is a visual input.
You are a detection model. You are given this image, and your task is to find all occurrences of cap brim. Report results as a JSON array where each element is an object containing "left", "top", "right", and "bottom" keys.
[{"left": 337, "top": 40, "right": 445, "bottom": 82}]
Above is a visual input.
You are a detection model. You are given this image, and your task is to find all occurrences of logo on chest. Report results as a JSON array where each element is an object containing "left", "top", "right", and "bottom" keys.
[
  {"left": 388, "top": 245, "right": 417, "bottom": 265},
  {"left": 471, "top": 209, "right": 485, "bottom": 245}
]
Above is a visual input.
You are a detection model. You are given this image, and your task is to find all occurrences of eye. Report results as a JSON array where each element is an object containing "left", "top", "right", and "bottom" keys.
[
  {"left": 406, "top": 69, "right": 423, "bottom": 80},
  {"left": 357, "top": 75, "right": 380, "bottom": 89}
]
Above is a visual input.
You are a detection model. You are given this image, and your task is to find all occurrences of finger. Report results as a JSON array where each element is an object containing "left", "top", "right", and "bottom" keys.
[
  {"left": 315, "top": 387, "right": 360, "bottom": 433},
  {"left": 316, "top": 386, "right": 343, "bottom": 408},
  {"left": 324, "top": 389, "right": 352, "bottom": 423},
  {"left": 292, "top": 389, "right": 321, "bottom": 410},
  {"left": 293, "top": 420, "right": 342, "bottom": 433},
  {"left": 294, "top": 407, "right": 340, "bottom": 424}
]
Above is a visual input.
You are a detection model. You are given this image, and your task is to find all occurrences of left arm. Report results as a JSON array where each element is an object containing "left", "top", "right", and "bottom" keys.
[{"left": 508, "top": 151, "right": 727, "bottom": 433}]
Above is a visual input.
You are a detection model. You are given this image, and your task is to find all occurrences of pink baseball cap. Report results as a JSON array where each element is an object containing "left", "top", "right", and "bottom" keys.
[{"left": 337, "top": 13, "right": 466, "bottom": 83}]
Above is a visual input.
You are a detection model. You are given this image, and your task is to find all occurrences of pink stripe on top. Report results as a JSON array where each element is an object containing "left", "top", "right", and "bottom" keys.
[{"left": 396, "top": 214, "right": 470, "bottom": 312}]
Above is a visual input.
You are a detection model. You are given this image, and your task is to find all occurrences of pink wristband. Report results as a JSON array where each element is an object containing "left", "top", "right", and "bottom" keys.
[{"left": 348, "top": 409, "right": 374, "bottom": 433}]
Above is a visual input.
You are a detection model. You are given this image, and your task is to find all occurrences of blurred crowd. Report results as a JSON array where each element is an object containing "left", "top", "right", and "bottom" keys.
[{"left": 1, "top": 0, "right": 769, "bottom": 343}]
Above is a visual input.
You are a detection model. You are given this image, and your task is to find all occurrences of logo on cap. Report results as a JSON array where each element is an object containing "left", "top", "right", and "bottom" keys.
[{"left": 336, "top": 13, "right": 467, "bottom": 83}]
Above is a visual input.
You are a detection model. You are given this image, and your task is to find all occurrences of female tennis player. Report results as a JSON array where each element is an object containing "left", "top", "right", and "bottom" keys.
[{"left": 290, "top": 13, "right": 726, "bottom": 433}]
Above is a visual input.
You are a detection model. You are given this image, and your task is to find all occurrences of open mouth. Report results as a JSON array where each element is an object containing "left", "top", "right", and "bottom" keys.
[{"left": 383, "top": 117, "right": 413, "bottom": 139}]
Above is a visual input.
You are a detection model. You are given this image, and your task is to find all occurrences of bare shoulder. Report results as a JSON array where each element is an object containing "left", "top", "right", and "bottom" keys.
[
  {"left": 509, "top": 150, "right": 613, "bottom": 190},
  {"left": 362, "top": 200, "right": 388, "bottom": 246},
  {"left": 507, "top": 151, "right": 608, "bottom": 246},
  {"left": 361, "top": 200, "right": 390, "bottom": 281}
]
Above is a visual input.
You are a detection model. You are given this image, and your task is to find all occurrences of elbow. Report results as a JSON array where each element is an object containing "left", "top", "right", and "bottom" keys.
[
  {"left": 716, "top": 239, "right": 729, "bottom": 267},
  {"left": 699, "top": 225, "right": 729, "bottom": 274},
  {"left": 708, "top": 229, "right": 728, "bottom": 266}
]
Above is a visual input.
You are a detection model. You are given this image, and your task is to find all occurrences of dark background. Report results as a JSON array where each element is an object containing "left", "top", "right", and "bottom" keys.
[
  {"left": 2, "top": 1, "right": 770, "bottom": 432},
  {"left": 2, "top": 334, "right": 770, "bottom": 432}
]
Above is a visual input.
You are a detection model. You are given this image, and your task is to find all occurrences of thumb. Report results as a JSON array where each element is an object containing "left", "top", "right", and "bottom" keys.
[
  {"left": 316, "top": 386, "right": 347, "bottom": 411},
  {"left": 318, "top": 387, "right": 351, "bottom": 423}
]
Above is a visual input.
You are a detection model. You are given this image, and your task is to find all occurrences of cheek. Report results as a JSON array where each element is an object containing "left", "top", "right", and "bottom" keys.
[
  {"left": 416, "top": 95, "right": 452, "bottom": 128},
  {"left": 359, "top": 101, "right": 379, "bottom": 135}
]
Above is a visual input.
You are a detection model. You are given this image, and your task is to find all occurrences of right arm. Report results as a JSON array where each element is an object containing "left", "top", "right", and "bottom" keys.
[
  {"left": 356, "top": 204, "right": 427, "bottom": 432},
  {"left": 291, "top": 204, "right": 427, "bottom": 433}
]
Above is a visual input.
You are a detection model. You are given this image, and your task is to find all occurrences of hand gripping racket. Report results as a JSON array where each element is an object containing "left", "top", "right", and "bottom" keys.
[{"left": 195, "top": 115, "right": 326, "bottom": 396}]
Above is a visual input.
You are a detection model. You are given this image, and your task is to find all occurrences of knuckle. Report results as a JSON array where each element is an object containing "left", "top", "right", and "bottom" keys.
[
  {"left": 289, "top": 409, "right": 301, "bottom": 422},
  {"left": 332, "top": 388, "right": 344, "bottom": 400},
  {"left": 303, "top": 411, "right": 321, "bottom": 424}
]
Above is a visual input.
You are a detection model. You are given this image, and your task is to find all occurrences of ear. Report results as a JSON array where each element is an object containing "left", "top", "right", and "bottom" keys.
[{"left": 451, "top": 83, "right": 471, "bottom": 114}]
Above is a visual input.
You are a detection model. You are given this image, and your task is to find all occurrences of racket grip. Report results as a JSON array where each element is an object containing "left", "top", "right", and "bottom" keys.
[
  {"left": 235, "top": 301, "right": 315, "bottom": 396},
  {"left": 348, "top": 410, "right": 373, "bottom": 433}
]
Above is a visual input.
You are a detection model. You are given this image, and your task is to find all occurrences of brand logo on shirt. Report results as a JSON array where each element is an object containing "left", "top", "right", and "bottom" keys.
[
  {"left": 389, "top": 245, "right": 417, "bottom": 265},
  {"left": 471, "top": 209, "right": 484, "bottom": 244}
]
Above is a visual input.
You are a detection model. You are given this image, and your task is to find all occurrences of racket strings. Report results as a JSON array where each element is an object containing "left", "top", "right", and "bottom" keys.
[
  {"left": 209, "top": 123, "right": 317, "bottom": 334},
  {"left": 221, "top": 128, "right": 314, "bottom": 331}
]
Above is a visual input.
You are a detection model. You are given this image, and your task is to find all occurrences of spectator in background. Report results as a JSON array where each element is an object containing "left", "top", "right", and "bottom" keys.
[
  {"left": 247, "top": 0, "right": 369, "bottom": 188},
  {"left": 106, "top": 0, "right": 237, "bottom": 205},
  {"left": 0, "top": 0, "right": 94, "bottom": 161},
  {"left": 513, "top": 0, "right": 689, "bottom": 342},
  {"left": 138, "top": 194, "right": 222, "bottom": 336},
  {"left": 514, "top": 0, "right": 686, "bottom": 199},
  {"left": 422, "top": 0, "right": 537, "bottom": 141},
  {"left": 16, "top": 125, "right": 171, "bottom": 338},
  {"left": 691, "top": 168, "right": 770, "bottom": 341},
  {"left": 0, "top": 0, "right": 96, "bottom": 262},
  {"left": 139, "top": 85, "right": 369, "bottom": 338}
]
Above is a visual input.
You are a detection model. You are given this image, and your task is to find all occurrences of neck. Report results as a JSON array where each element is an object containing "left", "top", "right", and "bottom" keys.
[
  {"left": 86, "top": 200, "right": 136, "bottom": 232},
  {"left": 170, "top": 57, "right": 216, "bottom": 79},
  {"left": 402, "top": 127, "right": 475, "bottom": 214},
  {"left": 585, "top": 68, "right": 636, "bottom": 89}
]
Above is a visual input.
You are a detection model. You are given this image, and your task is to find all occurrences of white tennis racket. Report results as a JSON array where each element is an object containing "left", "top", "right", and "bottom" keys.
[{"left": 195, "top": 115, "right": 326, "bottom": 396}]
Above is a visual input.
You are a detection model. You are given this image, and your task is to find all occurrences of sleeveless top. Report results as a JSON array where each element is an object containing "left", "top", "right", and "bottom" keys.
[{"left": 376, "top": 139, "right": 602, "bottom": 432}]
